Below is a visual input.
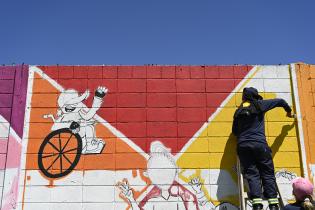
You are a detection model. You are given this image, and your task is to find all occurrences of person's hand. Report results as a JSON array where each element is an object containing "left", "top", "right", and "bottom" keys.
[
  {"left": 286, "top": 112, "right": 296, "bottom": 118},
  {"left": 117, "top": 179, "right": 134, "bottom": 201},
  {"left": 189, "top": 177, "right": 202, "bottom": 194},
  {"left": 95, "top": 86, "right": 108, "bottom": 98},
  {"left": 70, "top": 121, "right": 80, "bottom": 133}
]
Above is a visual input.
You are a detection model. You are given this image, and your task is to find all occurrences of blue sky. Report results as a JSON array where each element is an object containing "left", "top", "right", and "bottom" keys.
[{"left": 0, "top": 0, "right": 314, "bottom": 65}]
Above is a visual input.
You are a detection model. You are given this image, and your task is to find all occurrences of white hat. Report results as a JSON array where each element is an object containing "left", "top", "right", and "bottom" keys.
[{"left": 58, "top": 89, "right": 89, "bottom": 108}]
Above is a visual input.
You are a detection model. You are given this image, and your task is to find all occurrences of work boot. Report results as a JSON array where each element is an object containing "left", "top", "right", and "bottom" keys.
[
  {"left": 268, "top": 198, "right": 280, "bottom": 210},
  {"left": 252, "top": 203, "right": 263, "bottom": 210},
  {"left": 269, "top": 204, "right": 279, "bottom": 210}
]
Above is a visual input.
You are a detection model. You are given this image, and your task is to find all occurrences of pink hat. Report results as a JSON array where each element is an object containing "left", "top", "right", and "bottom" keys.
[{"left": 292, "top": 177, "right": 314, "bottom": 200}]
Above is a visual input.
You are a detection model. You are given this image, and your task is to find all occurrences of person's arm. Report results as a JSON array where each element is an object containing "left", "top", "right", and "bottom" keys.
[
  {"left": 232, "top": 118, "right": 238, "bottom": 136},
  {"left": 79, "top": 87, "right": 107, "bottom": 120},
  {"left": 260, "top": 98, "right": 292, "bottom": 113},
  {"left": 232, "top": 109, "right": 239, "bottom": 136}
]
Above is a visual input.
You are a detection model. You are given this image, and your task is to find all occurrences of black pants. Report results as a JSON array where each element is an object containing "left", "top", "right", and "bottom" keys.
[{"left": 237, "top": 141, "right": 277, "bottom": 199}]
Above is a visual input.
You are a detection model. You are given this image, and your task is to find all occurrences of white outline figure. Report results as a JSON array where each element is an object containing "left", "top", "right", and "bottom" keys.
[
  {"left": 44, "top": 86, "right": 108, "bottom": 154},
  {"left": 117, "top": 141, "right": 216, "bottom": 210}
]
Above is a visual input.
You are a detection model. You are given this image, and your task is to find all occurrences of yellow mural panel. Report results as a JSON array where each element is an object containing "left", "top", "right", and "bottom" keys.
[
  {"left": 208, "top": 137, "right": 236, "bottom": 153},
  {"left": 209, "top": 153, "right": 236, "bottom": 169},
  {"left": 211, "top": 108, "right": 235, "bottom": 122},
  {"left": 207, "top": 122, "right": 232, "bottom": 137},
  {"left": 177, "top": 153, "right": 210, "bottom": 169},
  {"left": 184, "top": 137, "right": 209, "bottom": 153},
  {"left": 267, "top": 137, "right": 299, "bottom": 152},
  {"left": 266, "top": 122, "right": 297, "bottom": 137},
  {"left": 273, "top": 152, "right": 301, "bottom": 167}
]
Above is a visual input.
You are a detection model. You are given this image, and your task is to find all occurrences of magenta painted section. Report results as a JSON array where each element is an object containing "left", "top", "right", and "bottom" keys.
[
  {"left": 0, "top": 108, "right": 11, "bottom": 124},
  {"left": 0, "top": 154, "right": 5, "bottom": 169},
  {"left": 0, "top": 139, "right": 7, "bottom": 153},
  {"left": 0, "top": 94, "right": 13, "bottom": 107},
  {"left": 0, "top": 123, "right": 22, "bottom": 209},
  {"left": 0, "top": 67, "right": 15, "bottom": 79},
  {"left": 0, "top": 80, "right": 14, "bottom": 94},
  {"left": 5, "top": 136, "right": 22, "bottom": 169},
  {"left": 0, "top": 66, "right": 29, "bottom": 138},
  {"left": 11, "top": 65, "right": 29, "bottom": 138},
  {"left": 2, "top": 175, "right": 19, "bottom": 210},
  {"left": 0, "top": 66, "right": 27, "bottom": 209}
]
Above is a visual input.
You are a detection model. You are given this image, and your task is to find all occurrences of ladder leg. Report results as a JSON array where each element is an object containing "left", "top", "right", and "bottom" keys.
[
  {"left": 275, "top": 181, "right": 285, "bottom": 208},
  {"left": 237, "top": 158, "right": 247, "bottom": 210}
]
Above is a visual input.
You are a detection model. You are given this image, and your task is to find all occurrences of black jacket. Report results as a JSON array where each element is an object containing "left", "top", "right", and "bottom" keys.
[
  {"left": 232, "top": 98, "right": 292, "bottom": 145},
  {"left": 283, "top": 203, "right": 304, "bottom": 210}
]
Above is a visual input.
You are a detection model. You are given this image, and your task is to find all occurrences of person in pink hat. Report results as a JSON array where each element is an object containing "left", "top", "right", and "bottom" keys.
[{"left": 283, "top": 177, "right": 315, "bottom": 210}]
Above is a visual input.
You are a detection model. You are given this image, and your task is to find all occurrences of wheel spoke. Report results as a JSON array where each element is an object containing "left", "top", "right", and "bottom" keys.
[
  {"left": 47, "top": 141, "right": 60, "bottom": 152},
  {"left": 60, "top": 154, "right": 63, "bottom": 173},
  {"left": 46, "top": 155, "right": 60, "bottom": 171},
  {"left": 61, "top": 134, "right": 73, "bottom": 152},
  {"left": 42, "top": 153, "right": 58, "bottom": 158},
  {"left": 58, "top": 133, "right": 62, "bottom": 152},
  {"left": 63, "top": 148, "right": 78, "bottom": 154},
  {"left": 62, "top": 154, "right": 73, "bottom": 166}
]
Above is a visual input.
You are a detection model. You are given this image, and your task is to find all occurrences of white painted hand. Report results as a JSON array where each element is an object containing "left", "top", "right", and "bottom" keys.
[
  {"left": 117, "top": 179, "right": 135, "bottom": 201},
  {"left": 95, "top": 86, "right": 108, "bottom": 98},
  {"left": 189, "top": 177, "right": 202, "bottom": 193},
  {"left": 99, "top": 86, "right": 108, "bottom": 94}
]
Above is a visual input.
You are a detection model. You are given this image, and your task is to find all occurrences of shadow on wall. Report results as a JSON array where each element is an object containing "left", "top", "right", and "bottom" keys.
[
  {"left": 217, "top": 133, "right": 238, "bottom": 204},
  {"left": 270, "top": 122, "right": 295, "bottom": 158}
]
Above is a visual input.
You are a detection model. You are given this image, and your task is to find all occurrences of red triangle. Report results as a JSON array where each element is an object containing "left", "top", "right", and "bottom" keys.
[{"left": 39, "top": 65, "right": 251, "bottom": 154}]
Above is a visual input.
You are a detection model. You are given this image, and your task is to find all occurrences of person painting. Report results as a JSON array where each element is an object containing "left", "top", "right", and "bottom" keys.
[
  {"left": 232, "top": 87, "right": 293, "bottom": 210},
  {"left": 283, "top": 177, "right": 315, "bottom": 210}
]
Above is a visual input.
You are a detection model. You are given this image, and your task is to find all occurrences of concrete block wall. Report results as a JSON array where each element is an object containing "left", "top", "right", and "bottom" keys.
[
  {"left": 0, "top": 64, "right": 312, "bottom": 210},
  {"left": 295, "top": 63, "right": 315, "bottom": 182}
]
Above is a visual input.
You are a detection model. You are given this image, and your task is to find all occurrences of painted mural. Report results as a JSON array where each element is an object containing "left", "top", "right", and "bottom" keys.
[
  {"left": 0, "top": 65, "right": 28, "bottom": 210},
  {"left": 0, "top": 64, "right": 312, "bottom": 210}
]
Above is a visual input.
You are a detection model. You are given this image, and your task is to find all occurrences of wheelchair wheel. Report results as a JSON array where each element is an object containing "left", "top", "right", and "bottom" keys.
[{"left": 38, "top": 128, "right": 82, "bottom": 178}]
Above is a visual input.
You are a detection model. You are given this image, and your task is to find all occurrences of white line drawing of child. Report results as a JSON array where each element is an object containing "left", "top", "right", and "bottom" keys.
[
  {"left": 44, "top": 86, "right": 107, "bottom": 154},
  {"left": 117, "top": 141, "right": 216, "bottom": 210}
]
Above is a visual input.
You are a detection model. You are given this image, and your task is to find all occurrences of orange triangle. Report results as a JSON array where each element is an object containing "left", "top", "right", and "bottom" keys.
[{"left": 26, "top": 72, "right": 147, "bottom": 172}]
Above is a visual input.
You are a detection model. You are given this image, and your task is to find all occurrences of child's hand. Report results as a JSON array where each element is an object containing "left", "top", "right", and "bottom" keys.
[
  {"left": 70, "top": 121, "right": 80, "bottom": 133},
  {"left": 117, "top": 179, "right": 134, "bottom": 201},
  {"left": 189, "top": 177, "right": 203, "bottom": 194},
  {"left": 95, "top": 86, "right": 108, "bottom": 98}
]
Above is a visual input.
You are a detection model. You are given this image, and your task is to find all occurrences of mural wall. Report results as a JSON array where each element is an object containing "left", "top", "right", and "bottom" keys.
[
  {"left": 0, "top": 65, "right": 28, "bottom": 210},
  {"left": 0, "top": 64, "right": 312, "bottom": 210}
]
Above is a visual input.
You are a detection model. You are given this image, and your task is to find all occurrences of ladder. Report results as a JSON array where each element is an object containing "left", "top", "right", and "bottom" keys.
[{"left": 237, "top": 158, "right": 285, "bottom": 209}]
